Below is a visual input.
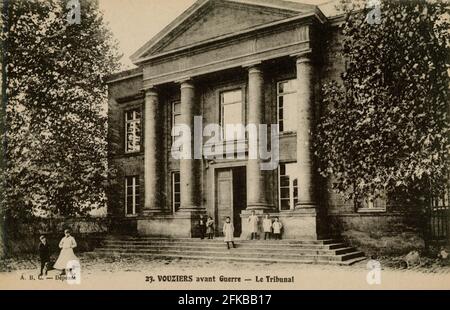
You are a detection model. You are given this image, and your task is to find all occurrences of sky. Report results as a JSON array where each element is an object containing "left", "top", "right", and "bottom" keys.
[{"left": 98, "top": 0, "right": 336, "bottom": 69}]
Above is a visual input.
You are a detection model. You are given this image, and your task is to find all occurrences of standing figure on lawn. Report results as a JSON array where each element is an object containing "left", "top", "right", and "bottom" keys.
[
  {"left": 38, "top": 235, "right": 51, "bottom": 277},
  {"left": 53, "top": 229, "right": 78, "bottom": 275}
]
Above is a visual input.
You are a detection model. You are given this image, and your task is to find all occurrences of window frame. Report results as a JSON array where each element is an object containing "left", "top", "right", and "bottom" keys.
[
  {"left": 278, "top": 162, "right": 298, "bottom": 211},
  {"left": 172, "top": 171, "right": 181, "bottom": 213},
  {"left": 171, "top": 100, "right": 181, "bottom": 143},
  {"left": 277, "top": 79, "right": 297, "bottom": 133},
  {"left": 125, "top": 176, "right": 140, "bottom": 217},
  {"left": 219, "top": 88, "right": 245, "bottom": 142},
  {"left": 124, "top": 108, "right": 142, "bottom": 154}
]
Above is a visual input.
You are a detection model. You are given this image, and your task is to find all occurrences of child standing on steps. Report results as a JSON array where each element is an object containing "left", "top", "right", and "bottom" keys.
[
  {"left": 206, "top": 216, "right": 214, "bottom": 239},
  {"left": 272, "top": 217, "right": 283, "bottom": 240},
  {"left": 198, "top": 215, "right": 206, "bottom": 239},
  {"left": 223, "top": 217, "right": 235, "bottom": 249},
  {"left": 262, "top": 214, "right": 272, "bottom": 240},
  {"left": 248, "top": 211, "right": 259, "bottom": 240}
]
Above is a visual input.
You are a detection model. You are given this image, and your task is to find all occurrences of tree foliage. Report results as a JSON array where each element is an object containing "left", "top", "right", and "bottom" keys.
[
  {"left": 1, "top": 0, "right": 120, "bottom": 218},
  {"left": 315, "top": 0, "right": 450, "bottom": 202}
]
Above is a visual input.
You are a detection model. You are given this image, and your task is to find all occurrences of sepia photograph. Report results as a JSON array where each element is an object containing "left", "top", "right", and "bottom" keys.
[{"left": 0, "top": 0, "right": 449, "bottom": 292}]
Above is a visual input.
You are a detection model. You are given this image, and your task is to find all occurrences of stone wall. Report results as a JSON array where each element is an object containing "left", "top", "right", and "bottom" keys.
[
  {"left": 107, "top": 71, "right": 146, "bottom": 217},
  {"left": 2, "top": 217, "right": 109, "bottom": 257},
  {"left": 327, "top": 212, "right": 425, "bottom": 256}
]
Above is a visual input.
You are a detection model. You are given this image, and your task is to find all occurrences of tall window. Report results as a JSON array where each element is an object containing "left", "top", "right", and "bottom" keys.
[
  {"left": 172, "top": 171, "right": 181, "bottom": 212},
  {"left": 220, "top": 89, "right": 244, "bottom": 141},
  {"left": 278, "top": 163, "right": 298, "bottom": 210},
  {"left": 277, "top": 79, "right": 297, "bottom": 133},
  {"left": 125, "top": 109, "right": 141, "bottom": 153},
  {"left": 172, "top": 101, "right": 181, "bottom": 139},
  {"left": 171, "top": 101, "right": 182, "bottom": 152},
  {"left": 125, "top": 176, "right": 140, "bottom": 216}
]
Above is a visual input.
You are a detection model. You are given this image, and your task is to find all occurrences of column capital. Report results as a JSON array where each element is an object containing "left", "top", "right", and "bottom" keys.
[
  {"left": 292, "top": 51, "right": 312, "bottom": 64},
  {"left": 176, "top": 77, "right": 194, "bottom": 88},
  {"left": 243, "top": 61, "right": 263, "bottom": 73},
  {"left": 144, "top": 86, "right": 158, "bottom": 96}
]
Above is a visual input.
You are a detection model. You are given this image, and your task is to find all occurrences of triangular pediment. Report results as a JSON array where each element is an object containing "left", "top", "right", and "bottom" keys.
[{"left": 131, "top": 0, "right": 316, "bottom": 63}]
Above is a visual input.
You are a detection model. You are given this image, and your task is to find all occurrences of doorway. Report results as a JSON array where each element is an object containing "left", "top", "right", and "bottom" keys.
[{"left": 215, "top": 167, "right": 247, "bottom": 237}]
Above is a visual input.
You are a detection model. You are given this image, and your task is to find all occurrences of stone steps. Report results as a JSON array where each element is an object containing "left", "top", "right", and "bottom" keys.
[
  {"left": 102, "top": 240, "right": 348, "bottom": 250},
  {"left": 104, "top": 237, "right": 338, "bottom": 245},
  {"left": 89, "top": 237, "right": 366, "bottom": 266},
  {"left": 86, "top": 251, "right": 366, "bottom": 266},
  {"left": 98, "top": 244, "right": 357, "bottom": 255},
  {"left": 93, "top": 248, "right": 363, "bottom": 261}
]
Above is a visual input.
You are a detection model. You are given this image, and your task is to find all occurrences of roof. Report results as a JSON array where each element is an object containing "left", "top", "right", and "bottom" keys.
[
  {"left": 130, "top": 0, "right": 324, "bottom": 64},
  {"left": 228, "top": 0, "right": 317, "bottom": 12}
]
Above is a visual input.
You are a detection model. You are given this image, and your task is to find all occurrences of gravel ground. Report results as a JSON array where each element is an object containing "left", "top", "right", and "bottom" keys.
[{"left": 1, "top": 253, "right": 450, "bottom": 289}]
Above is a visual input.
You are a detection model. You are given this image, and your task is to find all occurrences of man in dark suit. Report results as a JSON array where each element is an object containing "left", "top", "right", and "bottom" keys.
[{"left": 38, "top": 235, "right": 50, "bottom": 276}]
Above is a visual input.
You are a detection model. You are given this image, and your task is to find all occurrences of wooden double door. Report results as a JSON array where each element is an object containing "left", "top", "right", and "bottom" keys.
[{"left": 215, "top": 167, "right": 247, "bottom": 237}]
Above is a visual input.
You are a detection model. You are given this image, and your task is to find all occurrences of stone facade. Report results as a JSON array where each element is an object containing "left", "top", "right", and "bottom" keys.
[{"left": 106, "top": 0, "right": 428, "bottom": 254}]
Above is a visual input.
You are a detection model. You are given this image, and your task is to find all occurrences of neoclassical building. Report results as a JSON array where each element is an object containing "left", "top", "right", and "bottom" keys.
[{"left": 107, "top": 0, "right": 432, "bottom": 251}]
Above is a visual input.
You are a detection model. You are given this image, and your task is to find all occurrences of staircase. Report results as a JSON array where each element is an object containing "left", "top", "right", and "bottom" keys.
[{"left": 87, "top": 236, "right": 366, "bottom": 265}]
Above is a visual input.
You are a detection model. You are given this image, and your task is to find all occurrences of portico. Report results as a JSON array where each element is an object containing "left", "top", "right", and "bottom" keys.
[{"left": 108, "top": 0, "right": 327, "bottom": 239}]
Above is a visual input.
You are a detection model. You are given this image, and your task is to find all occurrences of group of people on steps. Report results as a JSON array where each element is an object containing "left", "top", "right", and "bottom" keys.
[
  {"left": 198, "top": 211, "right": 284, "bottom": 250},
  {"left": 37, "top": 212, "right": 284, "bottom": 275}
]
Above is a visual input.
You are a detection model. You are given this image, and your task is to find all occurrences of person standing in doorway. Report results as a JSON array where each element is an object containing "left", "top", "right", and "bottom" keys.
[
  {"left": 198, "top": 215, "right": 206, "bottom": 240},
  {"left": 262, "top": 214, "right": 272, "bottom": 240},
  {"left": 223, "top": 217, "right": 235, "bottom": 249},
  {"left": 248, "top": 211, "right": 259, "bottom": 240},
  {"left": 272, "top": 217, "right": 283, "bottom": 240}
]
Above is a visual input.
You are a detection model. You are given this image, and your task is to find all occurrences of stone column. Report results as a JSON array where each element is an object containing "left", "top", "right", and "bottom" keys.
[
  {"left": 143, "top": 87, "right": 161, "bottom": 213},
  {"left": 246, "top": 65, "right": 270, "bottom": 210},
  {"left": 295, "top": 54, "right": 316, "bottom": 208},
  {"left": 179, "top": 79, "right": 200, "bottom": 211}
]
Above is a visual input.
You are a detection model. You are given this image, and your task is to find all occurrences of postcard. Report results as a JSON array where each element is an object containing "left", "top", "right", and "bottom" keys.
[{"left": 0, "top": 0, "right": 449, "bottom": 291}]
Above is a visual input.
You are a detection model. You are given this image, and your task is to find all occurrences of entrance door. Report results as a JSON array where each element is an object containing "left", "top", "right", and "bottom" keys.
[
  {"left": 216, "top": 167, "right": 247, "bottom": 237},
  {"left": 216, "top": 169, "right": 233, "bottom": 237},
  {"left": 232, "top": 167, "right": 246, "bottom": 237}
]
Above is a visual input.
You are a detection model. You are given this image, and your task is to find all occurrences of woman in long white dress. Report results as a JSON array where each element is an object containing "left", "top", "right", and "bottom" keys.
[
  {"left": 54, "top": 229, "right": 78, "bottom": 274},
  {"left": 223, "top": 217, "right": 235, "bottom": 250}
]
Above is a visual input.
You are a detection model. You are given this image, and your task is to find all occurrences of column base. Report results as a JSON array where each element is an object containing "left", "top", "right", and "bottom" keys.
[
  {"left": 137, "top": 209, "right": 206, "bottom": 238},
  {"left": 141, "top": 209, "right": 167, "bottom": 216},
  {"left": 179, "top": 206, "right": 203, "bottom": 212},
  {"left": 246, "top": 203, "right": 275, "bottom": 211},
  {"left": 295, "top": 201, "right": 317, "bottom": 209}
]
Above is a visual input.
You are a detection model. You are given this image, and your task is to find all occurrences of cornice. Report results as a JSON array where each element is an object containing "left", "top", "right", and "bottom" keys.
[{"left": 134, "top": 12, "right": 324, "bottom": 66}]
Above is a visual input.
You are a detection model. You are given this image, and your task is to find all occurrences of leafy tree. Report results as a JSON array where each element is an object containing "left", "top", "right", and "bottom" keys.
[
  {"left": 315, "top": 0, "right": 450, "bottom": 204},
  {"left": 1, "top": 0, "right": 120, "bottom": 218}
]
